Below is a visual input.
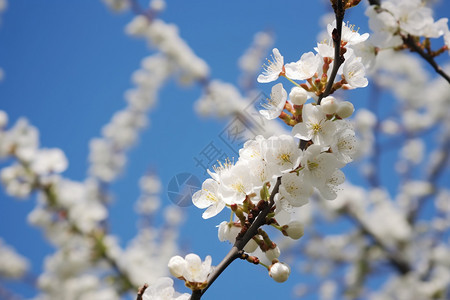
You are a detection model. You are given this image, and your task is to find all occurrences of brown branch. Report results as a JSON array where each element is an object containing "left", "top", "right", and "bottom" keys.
[
  {"left": 190, "top": 177, "right": 282, "bottom": 300},
  {"left": 318, "top": 0, "right": 346, "bottom": 104},
  {"left": 367, "top": 0, "right": 450, "bottom": 84},
  {"left": 136, "top": 284, "right": 149, "bottom": 300},
  {"left": 403, "top": 35, "right": 450, "bottom": 85},
  {"left": 191, "top": 1, "right": 348, "bottom": 298}
]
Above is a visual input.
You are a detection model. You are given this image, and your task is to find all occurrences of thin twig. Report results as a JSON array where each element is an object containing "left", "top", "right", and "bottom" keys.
[
  {"left": 367, "top": 0, "right": 380, "bottom": 6},
  {"left": 192, "top": 2, "right": 347, "bottom": 298},
  {"left": 318, "top": 0, "right": 346, "bottom": 104},
  {"left": 367, "top": 0, "right": 450, "bottom": 84},
  {"left": 190, "top": 177, "right": 282, "bottom": 300},
  {"left": 408, "top": 136, "right": 450, "bottom": 223},
  {"left": 136, "top": 284, "right": 149, "bottom": 300},
  {"left": 403, "top": 35, "right": 450, "bottom": 85},
  {"left": 346, "top": 210, "right": 411, "bottom": 275},
  {"left": 367, "top": 83, "right": 381, "bottom": 187}
]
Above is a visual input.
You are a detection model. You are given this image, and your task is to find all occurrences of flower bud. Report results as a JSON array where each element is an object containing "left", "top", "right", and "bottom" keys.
[
  {"left": 320, "top": 96, "right": 338, "bottom": 115},
  {"left": 217, "top": 221, "right": 240, "bottom": 243},
  {"left": 336, "top": 101, "right": 354, "bottom": 119},
  {"left": 289, "top": 87, "right": 308, "bottom": 105},
  {"left": 265, "top": 246, "right": 281, "bottom": 262},
  {"left": 285, "top": 221, "right": 304, "bottom": 240},
  {"left": 168, "top": 255, "right": 186, "bottom": 278},
  {"left": 244, "top": 238, "right": 258, "bottom": 253},
  {"left": 269, "top": 262, "right": 291, "bottom": 283}
]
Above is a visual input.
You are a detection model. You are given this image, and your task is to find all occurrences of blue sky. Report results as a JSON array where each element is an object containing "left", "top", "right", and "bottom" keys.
[{"left": 0, "top": 0, "right": 449, "bottom": 299}]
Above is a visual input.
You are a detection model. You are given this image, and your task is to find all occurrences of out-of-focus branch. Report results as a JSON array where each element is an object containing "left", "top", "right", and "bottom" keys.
[
  {"left": 40, "top": 185, "right": 138, "bottom": 293},
  {"left": 346, "top": 209, "right": 411, "bottom": 275},
  {"left": 408, "top": 135, "right": 450, "bottom": 222},
  {"left": 367, "top": 83, "right": 381, "bottom": 187}
]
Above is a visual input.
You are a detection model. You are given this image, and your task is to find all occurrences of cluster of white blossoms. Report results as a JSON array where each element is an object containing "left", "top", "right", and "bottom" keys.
[
  {"left": 141, "top": 277, "right": 190, "bottom": 300},
  {"left": 89, "top": 54, "right": 172, "bottom": 182},
  {"left": 366, "top": 0, "right": 450, "bottom": 49},
  {"left": 125, "top": 9, "right": 209, "bottom": 84},
  {"left": 91, "top": 0, "right": 218, "bottom": 183},
  {"left": 187, "top": 21, "right": 369, "bottom": 285},
  {"left": 168, "top": 254, "right": 213, "bottom": 290},
  {"left": 0, "top": 238, "right": 29, "bottom": 279},
  {"left": 0, "top": 107, "right": 183, "bottom": 298},
  {"left": 283, "top": 4, "right": 450, "bottom": 297},
  {"left": 0, "top": 113, "right": 69, "bottom": 199}
]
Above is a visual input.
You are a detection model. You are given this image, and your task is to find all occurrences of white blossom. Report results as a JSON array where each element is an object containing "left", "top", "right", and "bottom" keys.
[
  {"left": 0, "top": 238, "right": 29, "bottom": 278},
  {"left": 168, "top": 254, "right": 213, "bottom": 284},
  {"left": 259, "top": 83, "right": 288, "bottom": 120},
  {"left": 257, "top": 48, "right": 285, "bottom": 83},
  {"left": 292, "top": 104, "right": 336, "bottom": 145},
  {"left": 30, "top": 148, "right": 68, "bottom": 176},
  {"left": 263, "top": 135, "right": 303, "bottom": 176},
  {"left": 330, "top": 126, "right": 357, "bottom": 164},
  {"left": 301, "top": 145, "right": 344, "bottom": 190},
  {"left": 212, "top": 160, "right": 254, "bottom": 205},
  {"left": 285, "top": 52, "right": 320, "bottom": 80},
  {"left": 142, "top": 277, "right": 190, "bottom": 300},
  {"left": 342, "top": 55, "right": 368, "bottom": 89},
  {"left": 279, "top": 172, "right": 313, "bottom": 207},
  {"left": 192, "top": 178, "right": 226, "bottom": 219},
  {"left": 328, "top": 21, "right": 369, "bottom": 46}
]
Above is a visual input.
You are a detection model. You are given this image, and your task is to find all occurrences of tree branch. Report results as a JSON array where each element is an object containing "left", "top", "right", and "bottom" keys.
[
  {"left": 408, "top": 135, "right": 450, "bottom": 223},
  {"left": 136, "top": 284, "right": 149, "bottom": 300},
  {"left": 318, "top": 0, "right": 346, "bottom": 104},
  {"left": 346, "top": 209, "right": 411, "bottom": 275},
  {"left": 367, "top": 0, "right": 450, "bottom": 85},
  {"left": 190, "top": 177, "right": 282, "bottom": 300},
  {"left": 367, "top": 0, "right": 380, "bottom": 6},
  {"left": 192, "top": 2, "right": 348, "bottom": 298},
  {"left": 403, "top": 35, "right": 450, "bottom": 85}
]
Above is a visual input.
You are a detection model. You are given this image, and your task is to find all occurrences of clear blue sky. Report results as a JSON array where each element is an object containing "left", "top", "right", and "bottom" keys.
[{"left": 0, "top": 0, "right": 449, "bottom": 299}]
